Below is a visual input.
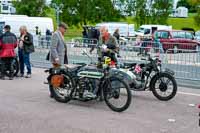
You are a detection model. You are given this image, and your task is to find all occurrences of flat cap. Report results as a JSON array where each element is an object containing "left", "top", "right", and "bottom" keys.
[{"left": 59, "top": 22, "right": 68, "bottom": 29}]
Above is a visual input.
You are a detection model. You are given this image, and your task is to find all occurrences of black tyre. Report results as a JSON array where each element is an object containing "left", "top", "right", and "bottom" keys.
[
  {"left": 13, "top": 58, "right": 19, "bottom": 76},
  {"left": 50, "top": 74, "right": 74, "bottom": 103},
  {"left": 150, "top": 73, "right": 177, "bottom": 101},
  {"left": 103, "top": 77, "right": 132, "bottom": 112}
]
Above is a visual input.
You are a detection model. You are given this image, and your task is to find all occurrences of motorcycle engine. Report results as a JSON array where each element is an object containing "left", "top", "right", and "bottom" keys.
[{"left": 78, "top": 77, "right": 95, "bottom": 96}]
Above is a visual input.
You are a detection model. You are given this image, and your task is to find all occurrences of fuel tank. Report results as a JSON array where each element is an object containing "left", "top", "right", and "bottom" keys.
[{"left": 77, "top": 65, "right": 104, "bottom": 79}]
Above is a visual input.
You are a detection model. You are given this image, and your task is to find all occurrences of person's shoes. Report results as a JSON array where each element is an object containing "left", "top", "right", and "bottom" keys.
[
  {"left": 0, "top": 76, "right": 5, "bottom": 80},
  {"left": 50, "top": 94, "right": 54, "bottom": 98},
  {"left": 25, "top": 74, "right": 31, "bottom": 78},
  {"left": 9, "top": 77, "right": 14, "bottom": 80},
  {"left": 19, "top": 74, "right": 24, "bottom": 77}
]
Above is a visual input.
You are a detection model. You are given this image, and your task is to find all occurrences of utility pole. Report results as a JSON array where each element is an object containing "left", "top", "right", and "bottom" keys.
[{"left": 52, "top": 3, "right": 64, "bottom": 25}]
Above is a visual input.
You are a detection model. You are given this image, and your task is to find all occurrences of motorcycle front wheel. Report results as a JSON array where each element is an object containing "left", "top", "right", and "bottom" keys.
[
  {"left": 103, "top": 77, "right": 132, "bottom": 112},
  {"left": 150, "top": 73, "right": 177, "bottom": 101}
]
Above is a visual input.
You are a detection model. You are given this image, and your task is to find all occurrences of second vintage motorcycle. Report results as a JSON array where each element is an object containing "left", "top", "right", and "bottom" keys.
[{"left": 121, "top": 54, "right": 177, "bottom": 101}]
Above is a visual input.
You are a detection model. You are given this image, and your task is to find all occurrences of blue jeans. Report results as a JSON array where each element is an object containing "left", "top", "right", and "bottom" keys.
[{"left": 18, "top": 49, "right": 31, "bottom": 74}]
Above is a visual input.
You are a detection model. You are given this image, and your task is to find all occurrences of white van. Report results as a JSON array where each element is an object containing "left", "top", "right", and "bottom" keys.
[
  {"left": 96, "top": 22, "right": 135, "bottom": 37},
  {"left": 135, "top": 25, "right": 172, "bottom": 37},
  {"left": 0, "top": 14, "right": 54, "bottom": 36}
]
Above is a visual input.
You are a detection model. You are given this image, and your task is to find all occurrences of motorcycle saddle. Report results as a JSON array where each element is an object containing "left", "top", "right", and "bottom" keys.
[
  {"left": 123, "top": 63, "right": 137, "bottom": 68},
  {"left": 64, "top": 64, "right": 83, "bottom": 72}
]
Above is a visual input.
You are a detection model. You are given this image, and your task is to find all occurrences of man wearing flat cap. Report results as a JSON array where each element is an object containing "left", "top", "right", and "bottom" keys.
[{"left": 50, "top": 22, "right": 68, "bottom": 67}]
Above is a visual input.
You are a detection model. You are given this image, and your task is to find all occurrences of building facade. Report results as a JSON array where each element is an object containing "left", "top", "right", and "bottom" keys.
[{"left": 0, "top": 0, "right": 19, "bottom": 14}]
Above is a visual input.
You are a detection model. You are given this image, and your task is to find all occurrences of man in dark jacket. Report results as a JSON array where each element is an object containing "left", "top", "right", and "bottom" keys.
[
  {"left": 0, "top": 25, "right": 17, "bottom": 80},
  {"left": 18, "top": 26, "right": 35, "bottom": 78}
]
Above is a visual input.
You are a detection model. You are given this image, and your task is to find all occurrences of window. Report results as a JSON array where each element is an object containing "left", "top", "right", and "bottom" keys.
[
  {"left": 185, "top": 32, "right": 193, "bottom": 39},
  {"left": 2, "top": 5, "right": 9, "bottom": 10},
  {"left": 155, "top": 31, "right": 169, "bottom": 39},
  {"left": 172, "top": 31, "right": 185, "bottom": 38},
  {"left": 161, "top": 32, "right": 169, "bottom": 39},
  {"left": 144, "top": 29, "right": 150, "bottom": 34}
]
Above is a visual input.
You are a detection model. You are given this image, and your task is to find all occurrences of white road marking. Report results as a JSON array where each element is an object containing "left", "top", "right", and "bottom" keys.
[{"left": 178, "top": 91, "right": 200, "bottom": 97}]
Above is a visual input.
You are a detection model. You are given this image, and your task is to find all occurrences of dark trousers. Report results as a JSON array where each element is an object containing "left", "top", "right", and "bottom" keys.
[
  {"left": 18, "top": 49, "right": 31, "bottom": 74},
  {"left": 0, "top": 57, "right": 14, "bottom": 77}
]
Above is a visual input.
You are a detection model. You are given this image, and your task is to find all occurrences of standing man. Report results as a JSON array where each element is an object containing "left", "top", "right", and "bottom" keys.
[
  {"left": 49, "top": 22, "right": 68, "bottom": 98},
  {"left": 113, "top": 28, "right": 120, "bottom": 43},
  {"left": 46, "top": 29, "right": 52, "bottom": 48},
  {"left": 18, "top": 26, "right": 35, "bottom": 78},
  {"left": 50, "top": 22, "right": 68, "bottom": 67},
  {"left": 0, "top": 25, "right": 17, "bottom": 80}
]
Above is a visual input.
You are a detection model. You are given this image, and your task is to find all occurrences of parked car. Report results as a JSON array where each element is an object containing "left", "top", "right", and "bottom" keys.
[{"left": 153, "top": 30, "right": 200, "bottom": 52}]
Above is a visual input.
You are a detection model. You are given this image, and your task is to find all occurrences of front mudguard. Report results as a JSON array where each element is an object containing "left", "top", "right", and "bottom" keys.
[{"left": 109, "top": 68, "right": 135, "bottom": 86}]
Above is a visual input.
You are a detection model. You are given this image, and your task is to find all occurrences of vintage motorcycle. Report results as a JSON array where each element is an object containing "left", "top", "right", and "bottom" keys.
[
  {"left": 0, "top": 56, "right": 19, "bottom": 77},
  {"left": 121, "top": 54, "right": 177, "bottom": 101},
  {"left": 45, "top": 50, "right": 132, "bottom": 112}
]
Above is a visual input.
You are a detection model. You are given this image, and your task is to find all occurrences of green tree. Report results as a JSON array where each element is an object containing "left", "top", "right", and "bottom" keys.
[
  {"left": 151, "top": 0, "right": 173, "bottom": 24},
  {"left": 51, "top": 0, "right": 121, "bottom": 26},
  {"left": 13, "top": 0, "right": 49, "bottom": 16},
  {"left": 122, "top": 0, "right": 172, "bottom": 27}
]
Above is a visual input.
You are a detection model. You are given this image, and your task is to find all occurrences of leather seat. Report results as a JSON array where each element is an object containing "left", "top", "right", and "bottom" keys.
[
  {"left": 123, "top": 63, "right": 137, "bottom": 68},
  {"left": 64, "top": 64, "right": 84, "bottom": 72}
]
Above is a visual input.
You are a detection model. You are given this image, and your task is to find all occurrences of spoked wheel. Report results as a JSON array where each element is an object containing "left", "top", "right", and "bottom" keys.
[
  {"left": 13, "top": 58, "right": 19, "bottom": 76},
  {"left": 150, "top": 73, "right": 177, "bottom": 101},
  {"left": 50, "top": 74, "right": 74, "bottom": 103},
  {"left": 103, "top": 77, "right": 132, "bottom": 112}
]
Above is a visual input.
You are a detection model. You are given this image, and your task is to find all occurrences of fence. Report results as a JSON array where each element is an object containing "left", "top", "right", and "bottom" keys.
[
  {"left": 33, "top": 35, "right": 52, "bottom": 49},
  {"left": 31, "top": 38, "right": 200, "bottom": 82},
  {"left": 163, "top": 49, "right": 200, "bottom": 81},
  {"left": 71, "top": 38, "right": 98, "bottom": 47}
]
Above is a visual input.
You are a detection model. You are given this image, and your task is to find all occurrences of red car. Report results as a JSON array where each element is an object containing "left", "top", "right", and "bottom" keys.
[{"left": 153, "top": 30, "right": 200, "bottom": 52}]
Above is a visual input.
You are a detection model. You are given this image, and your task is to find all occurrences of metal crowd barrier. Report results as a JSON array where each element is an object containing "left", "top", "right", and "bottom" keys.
[
  {"left": 33, "top": 35, "right": 52, "bottom": 49},
  {"left": 31, "top": 40, "right": 200, "bottom": 82},
  {"left": 163, "top": 49, "right": 200, "bottom": 81},
  {"left": 71, "top": 38, "right": 98, "bottom": 47}
]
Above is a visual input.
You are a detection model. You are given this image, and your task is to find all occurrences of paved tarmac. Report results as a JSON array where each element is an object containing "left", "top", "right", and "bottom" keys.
[{"left": 0, "top": 68, "right": 200, "bottom": 133}]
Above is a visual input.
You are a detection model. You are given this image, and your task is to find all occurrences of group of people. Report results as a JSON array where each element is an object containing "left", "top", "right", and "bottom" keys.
[
  {"left": 50, "top": 23, "right": 120, "bottom": 68},
  {"left": 0, "top": 25, "right": 34, "bottom": 80},
  {"left": 0, "top": 21, "right": 120, "bottom": 81}
]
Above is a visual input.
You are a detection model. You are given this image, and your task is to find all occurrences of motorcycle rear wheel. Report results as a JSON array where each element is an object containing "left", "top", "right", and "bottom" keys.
[{"left": 50, "top": 74, "right": 74, "bottom": 103}]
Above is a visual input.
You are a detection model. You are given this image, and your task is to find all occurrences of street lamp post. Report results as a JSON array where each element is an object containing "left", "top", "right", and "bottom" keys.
[{"left": 52, "top": 3, "right": 64, "bottom": 25}]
